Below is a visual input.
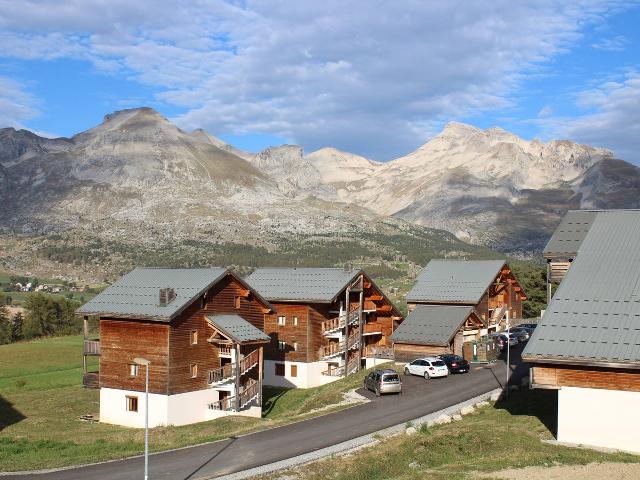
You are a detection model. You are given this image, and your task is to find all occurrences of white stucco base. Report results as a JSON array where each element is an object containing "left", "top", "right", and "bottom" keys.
[
  {"left": 99, "top": 387, "right": 261, "bottom": 428},
  {"left": 364, "top": 357, "right": 392, "bottom": 369},
  {"left": 557, "top": 386, "right": 640, "bottom": 453},
  {"left": 263, "top": 360, "right": 340, "bottom": 389}
]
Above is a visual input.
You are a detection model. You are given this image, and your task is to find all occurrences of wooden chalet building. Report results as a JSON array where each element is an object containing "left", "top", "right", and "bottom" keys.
[
  {"left": 391, "top": 305, "right": 484, "bottom": 361},
  {"left": 523, "top": 210, "right": 640, "bottom": 453},
  {"left": 393, "top": 260, "right": 526, "bottom": 359},
  {"left": 245, "top": 267, "right": 403, "bottom": 388},
  {"left": 77, "top": 267, "right": 274, "bottom": 428}
]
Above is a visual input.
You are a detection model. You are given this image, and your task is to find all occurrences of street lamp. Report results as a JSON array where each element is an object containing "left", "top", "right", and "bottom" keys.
[
  {"left": 505, "top": 319, "right": 510, "bottom": 399},
  {"left": 134, "top": 357, "right": 151, "bottom": 480}
]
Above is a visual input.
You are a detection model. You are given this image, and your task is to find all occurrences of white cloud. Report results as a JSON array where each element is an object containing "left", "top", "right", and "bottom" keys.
[
  {"left": 0, "top": 0, "right": 633, "bottom": 158},
  {"left": 0, "top": 77, "right": 39, "bottom": 129},
  {"left": 557, "top": 72, "right": 640, "bottom": 163},
  {"left": 538, "top": 105, "right": 553, "bottom": 117},
  {"left": 591, "top": 35, "right": 628, "bottom": 51}
]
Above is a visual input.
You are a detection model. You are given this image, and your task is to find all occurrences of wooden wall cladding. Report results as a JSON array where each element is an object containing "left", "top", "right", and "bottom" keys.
[
  {"left": 263, "top": 303, "right": 310, "bottom": 362},
  {"left": 100, "top": 319, "right": 170, "bottom": 394},
  {"left": 393, "top": 343, "right": 449, "bottom": 363},
  {"left": 532, "top": 364, "right": 640, "bottom": 392}
]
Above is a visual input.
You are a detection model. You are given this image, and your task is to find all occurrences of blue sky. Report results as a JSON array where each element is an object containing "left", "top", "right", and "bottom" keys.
[{"left": 0, "top": 1, "right": 639, "bottom": 163}]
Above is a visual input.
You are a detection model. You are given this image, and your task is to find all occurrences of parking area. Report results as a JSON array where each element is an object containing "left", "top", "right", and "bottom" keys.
[{"left": 357, "top": 344, "right": 527, "bottom": 402}]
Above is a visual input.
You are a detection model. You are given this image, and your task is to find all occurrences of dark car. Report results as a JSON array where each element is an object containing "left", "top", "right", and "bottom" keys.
[
  {"left": 437, "top": 354, "right": 470, "bottom": 374},
  {"left": 364, "top": 369, "right": 402, "bottom": 396},
  {"left": 518, "top": 323, "right": 538, "bottom": 330}
]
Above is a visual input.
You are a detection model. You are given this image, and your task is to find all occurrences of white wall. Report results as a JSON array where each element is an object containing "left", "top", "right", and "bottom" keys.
[
  {"left": 263, "top": 360, "right": 340, "bottom": 389},
  {"left": 100, "top": 387, "right": 260, "bottom": 428},
  {"left": 558, "top": 386, "right": 640, "bottom": 453}
]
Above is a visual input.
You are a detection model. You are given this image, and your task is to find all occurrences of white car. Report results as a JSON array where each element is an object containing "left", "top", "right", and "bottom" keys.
[{"left": 404, "top": 357, "right": 449, "bottom": 379}]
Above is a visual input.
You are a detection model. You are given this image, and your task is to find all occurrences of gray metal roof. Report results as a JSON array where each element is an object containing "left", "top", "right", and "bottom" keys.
[
  {"left": 390, "top": 305, "right": 474, "bottom": 346},
  {"left": 524, "top": 210, "right": 640, "bottom": 367},
  {"left": 406, "top": 260, "right": 506, "bottom": 303},
  {"left": 245, "top": 268, "right": 360, "bottom": 302},
  {"left": 206, "top": 315, "right": 270, "bottom": 343},
  {"left": 543, "top": 210, "right": 598, "bottom": 259},
  {"left": 77, "top": 267, "right": 228, "bottom": 321}
]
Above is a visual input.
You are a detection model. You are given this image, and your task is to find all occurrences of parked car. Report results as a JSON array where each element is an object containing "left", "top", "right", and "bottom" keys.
[
  {"left": 486, "top": 332, "right": 518, "bottom": 350},
  {"left": 404, "top": 357, "right": 449, "bottom": 379},
  {"left": 363, "top": 369, "right": 402, "bottom": 396},
  {"left": 508, "top": 327, "right": 532, "bottom": 342},
  {"left": 437, "top": 354, "right": 470, "bottom": 374},
  {"left": 518, "top": 323, "right": 538, "bottom": 330}
]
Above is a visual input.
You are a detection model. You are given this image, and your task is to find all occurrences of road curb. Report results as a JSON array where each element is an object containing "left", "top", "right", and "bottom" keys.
[{"left": 208, "top": 387, "right": 503, "bottom": 480}]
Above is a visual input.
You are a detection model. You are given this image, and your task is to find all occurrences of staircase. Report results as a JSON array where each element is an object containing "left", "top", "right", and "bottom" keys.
[
  {"left": 239, "top": 349, "right": 259, "bottom": 376},
  {"left": 239, "top": 379, "right": 260, "bottom": 408}
]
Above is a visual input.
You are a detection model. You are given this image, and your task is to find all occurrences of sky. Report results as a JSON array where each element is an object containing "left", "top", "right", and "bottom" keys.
[{"left": 0, "top": 0, "right": 639, "bottom": 163}]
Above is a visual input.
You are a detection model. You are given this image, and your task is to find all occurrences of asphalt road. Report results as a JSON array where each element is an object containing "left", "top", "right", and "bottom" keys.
[{"left": 5, "top": 349, "right": 528, "bottom": 480}]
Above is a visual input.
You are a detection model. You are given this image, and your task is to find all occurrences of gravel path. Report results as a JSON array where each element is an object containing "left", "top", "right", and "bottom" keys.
[{"left": 485, "top": 462, "right": 640, "bottom": 480}]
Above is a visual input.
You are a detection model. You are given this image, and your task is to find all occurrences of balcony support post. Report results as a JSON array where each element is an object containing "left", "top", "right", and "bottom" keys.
[{"left": 234, "top": 343, "right": 241, "bottom": 412}]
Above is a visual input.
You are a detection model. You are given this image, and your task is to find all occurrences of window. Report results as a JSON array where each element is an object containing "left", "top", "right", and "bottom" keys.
[
  {"left": 190, "top": 363, "right": 198, "bottom": 378},
  {"left": 234, "top": 296, "right": 241, "bottom": 309},
  {"left": 277, "top": 316, "right": 286, "bottom": 326},
  {"left": 293, "top": 342, "right": 298, "bottom": 351},
  {"left": 290, "top": 365, "right": 298, "bottom": 377},
  {"left": 293, "top": 316, "right": 298, "bottom": 326},
  {"left": 128, "top": 364, "right": 138, "bottom": 377},
  {"left": 190, "top": 330, "right": 198, "bottom": 345},
  {"left": 275, "top": 363, "right": 285, "bottom": 376},
  {"left": 278, "top": 341, "right": 287, "bottom": 351},
  {"left": 126, "top": 395, "right": 138, "bottom": 412}
]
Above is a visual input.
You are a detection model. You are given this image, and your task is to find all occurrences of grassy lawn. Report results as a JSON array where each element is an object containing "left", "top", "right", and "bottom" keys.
[
  {"left": 0, "top": 336, "right": 376, "bottom": 472},
  {"left": 262, "top": 389, "right": 640, "bottom": 480}
]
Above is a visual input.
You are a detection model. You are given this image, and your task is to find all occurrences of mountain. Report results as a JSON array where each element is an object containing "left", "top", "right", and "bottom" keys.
[
  {"left": 0, "top": 108, "right": 493, "bottom": 281},
  {"left": 303, "top": 122, "right": 637, "bottom": 253},
  {"left": 2, "top": 107, "right": 638, "bottom": 281}
]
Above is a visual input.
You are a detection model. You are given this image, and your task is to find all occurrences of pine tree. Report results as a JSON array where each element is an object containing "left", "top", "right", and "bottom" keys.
[
  {"left": 0, "top": 304, "right": 10, "bottom": 344},
  {"left": 11, "top": 312, "right": 24, "bottom": 342}
]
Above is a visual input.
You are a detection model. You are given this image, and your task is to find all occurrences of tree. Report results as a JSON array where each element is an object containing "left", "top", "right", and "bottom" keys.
[
  {"left": 11, "top": 312, "right": 24, "bottom": 342},
  {"left": 0, "top": 304, "right": 10, "bottom": 344},
  {"left": 23, "top": 294, "right": 81, "bottom": 339}
]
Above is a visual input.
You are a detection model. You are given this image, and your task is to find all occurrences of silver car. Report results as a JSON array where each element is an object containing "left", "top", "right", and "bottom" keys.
[{"left": 364, "top": 369, "right": 402, "bottom": 396}]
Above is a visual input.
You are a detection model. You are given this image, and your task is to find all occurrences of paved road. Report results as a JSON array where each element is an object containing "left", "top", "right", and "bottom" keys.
[{"left": 5, "top": 349, "right": 527, "bottom": 480}]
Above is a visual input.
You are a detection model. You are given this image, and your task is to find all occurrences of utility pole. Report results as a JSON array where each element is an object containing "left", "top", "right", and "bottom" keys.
[{"left": 134, "top": 357, "right": 151, "bottom": 480}]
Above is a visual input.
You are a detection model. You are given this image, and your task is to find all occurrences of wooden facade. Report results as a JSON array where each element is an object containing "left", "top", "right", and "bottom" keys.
[
  {"left": 87, "top": 272, "right": 272, "bottom": 414},
  {"left": 262, "top": 271, "right": 402, "bottom": 377},
  {"left": 408, "top": 263, "right": 525, "bottom": 329},
  {"left": 530, "top": 363, "right": 640, "bottom": 393}
]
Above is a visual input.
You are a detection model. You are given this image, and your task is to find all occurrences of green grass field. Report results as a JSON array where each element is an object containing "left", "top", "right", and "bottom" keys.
[
  {"left": 0, "top": 335, "right": 376, "bottom": 472},
  {"left": 263, "top": 389, "right": 640, "bottom": 480}
]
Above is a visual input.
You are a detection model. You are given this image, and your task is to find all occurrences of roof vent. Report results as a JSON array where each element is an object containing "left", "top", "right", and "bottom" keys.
[{"left": 159, "top": 287, "right": 176, "bottom": 306}]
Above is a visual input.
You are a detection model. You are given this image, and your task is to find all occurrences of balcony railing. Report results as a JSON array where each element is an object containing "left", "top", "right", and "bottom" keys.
[
  {"left": 321, "top": 308, "right": 360, "bottom": 334},
  {"left": 319, "top": 342, "right": 343, "bottom": 359},
  {"left": 240, "top": 379, "right": 260, "bottom": 408},
  {"left": 83, "top": 340, "right": 101, "bottom": 355},
  {"left": 208, "top": 396, "right": 235, "bottom": 411},
  {"left": 82, "top": 372, "right": 99, "bottom": 389},
  {"left": 363, "top": 323, "right": 382, "bottom": 335},
  {"left": 239, "top": 349, "right": 259, "bottom": 376},
  {"left": 363, "top": 345, "right": 394, "bottom": 359},
  {"left": 321, "top": 365, "right": 345, "bottom": 377},
  {"left": 219, "top": 344, "right": 232, "bottom": 356},
  {"left": 209, "top": 363, "right": 235, "bottom": 384},
  {"left": 346, "top": 357, "right": 359, "bottom": 375}
]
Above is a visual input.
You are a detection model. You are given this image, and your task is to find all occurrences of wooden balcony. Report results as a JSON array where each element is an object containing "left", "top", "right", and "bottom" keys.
[
  {"left": 83, "top": 340, "right": 101, "bottom": 356},
  {"left": 321, "top": 316, "right": 344, "bottom": 334},
  {"left": 363, "top": 323, "right": 382, "bottom": 335},
  {"left": 82, "top": 372, "right": 99, "bottom": 389},
  {"left": 319, "top": 342, "right": 343, "bottom": 359},
  {"left": 363, "top": 345, "right": 394, "bottom": 359},
  {"left": 209, "top": 363, "right": 235, "bottom": 384},
  {"left": 208, "top": 396, "right": 235, "bottom": 412},
  {"left": 239, "top": 349, "right": 259, "bottom": 376},
  {"left": 219, "top": 344, "right": 232, "bottom": 356},
  {"left": 240, "top": 379, "right": 260, "bottom": 408},
  {"left": 321, "top": 365, "right": 345, "bottom": 377}
]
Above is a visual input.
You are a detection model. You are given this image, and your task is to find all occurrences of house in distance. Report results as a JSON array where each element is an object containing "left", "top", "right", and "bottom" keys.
[
  {"left": 393, "top": 260, "right": 526, "bottom": 360},
  {"left": 245, "top": 267, "right": 403, "bottom": 388},
  {"left": 77, "top": 267, "right": 274, "bottom": 428},
  {"left": 524, "top": 209, "right": 640, "bottom": 454}
]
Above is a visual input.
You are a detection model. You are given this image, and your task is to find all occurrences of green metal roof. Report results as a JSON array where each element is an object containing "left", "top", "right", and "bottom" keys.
[
  {"left": 406, "top": 260, "right": 506, "bottom": 303},
  {"left": 245, "top": 267, "right": 361, "bottom": 303},
  {"left": 390, "top": 305, "right": 474, "bottom": 346},
  {"left": 524, "top": 210, "right": 640, "bottom": 367},
  {"left": 77, "top": 267, "right": 228, "bottom": 321},
  {"left": 206, "top": 315, "right": 270, "bottom": 343}
]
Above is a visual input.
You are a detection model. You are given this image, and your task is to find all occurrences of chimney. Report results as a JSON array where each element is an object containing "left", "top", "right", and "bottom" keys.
[
  {"left": 159, "top": 287, "right": 176, "bottom": 306},
  {"left": 343, "top": 263, "right": 352, "bottom": 272}
]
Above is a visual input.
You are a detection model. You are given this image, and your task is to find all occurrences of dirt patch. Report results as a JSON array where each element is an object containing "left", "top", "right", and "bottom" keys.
[{"left": 482, "top": 462, "right": 640, "bottom": 480}]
